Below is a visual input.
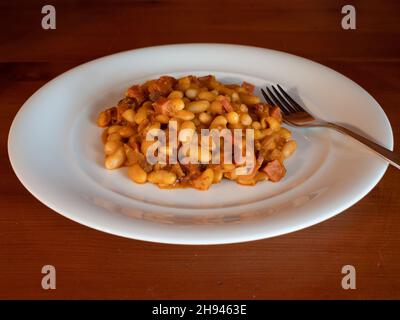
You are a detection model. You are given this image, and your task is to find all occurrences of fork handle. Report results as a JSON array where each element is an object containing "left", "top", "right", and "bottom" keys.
[{"left": 324, "top": 122, "right": 400, "bottom": 170}]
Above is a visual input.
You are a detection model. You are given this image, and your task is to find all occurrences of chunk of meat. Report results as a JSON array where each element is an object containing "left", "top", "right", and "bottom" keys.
[
  {"left": 242, "top": 81, "right": 255, "bottom": 93},
  {"left": 253, "top": 103, "right": 264, "bottom": 112},
  {"left": 262, "top": 159, "right": 286, "bottom": 182},
  {"left": 220, "top": 96, "right": 234, "bottom": 112},
  {"left": 197, "top": 75, "right": 217, "bottom": 89},
  {"left": 152, "top": 97, "right": 173, "bottom": 115},
  {"left": 198, "top": 75, "right": 213, "bottom": 83},
  {"left": 125, "top": 85, "right": 145, "bottom": 104},
  {"left": 146, "top": 76, "right": 176, "bottom": 101},
  {"left": 270, "top": 106, "right": 282, "bottom": 121}
]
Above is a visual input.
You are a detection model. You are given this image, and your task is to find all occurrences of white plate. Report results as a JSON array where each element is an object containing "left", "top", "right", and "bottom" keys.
[{"left": 8, "top": 44, "right": 393, "bottom": 244}]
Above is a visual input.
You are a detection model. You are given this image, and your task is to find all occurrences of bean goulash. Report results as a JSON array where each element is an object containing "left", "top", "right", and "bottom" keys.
[{"left": 97, "top": 75, "right": 296, "bottom": 190}]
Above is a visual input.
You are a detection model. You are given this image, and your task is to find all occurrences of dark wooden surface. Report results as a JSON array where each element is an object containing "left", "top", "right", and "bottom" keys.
[{"left": 1, "top": 0, "right": 399, "bottom": 299}]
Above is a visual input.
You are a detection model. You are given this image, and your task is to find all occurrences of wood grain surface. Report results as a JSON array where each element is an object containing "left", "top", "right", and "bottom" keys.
[{"left": 0, "top": 0, "right": 399, "bottom": 299}]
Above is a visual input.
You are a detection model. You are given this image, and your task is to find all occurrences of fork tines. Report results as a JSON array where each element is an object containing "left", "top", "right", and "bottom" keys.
[{"left": 261, "top": 85, "right": 306, "bottom": 115}]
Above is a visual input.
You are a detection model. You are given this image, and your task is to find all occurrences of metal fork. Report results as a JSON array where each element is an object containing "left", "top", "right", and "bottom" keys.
[{"left": 261, "top": 85, "right": 400, "bottom": 170}]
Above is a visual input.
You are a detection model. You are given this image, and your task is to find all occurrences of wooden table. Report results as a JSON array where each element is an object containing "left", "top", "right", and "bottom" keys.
[{"left": 1, "top": 0, "right": 399, "bottom": 299}]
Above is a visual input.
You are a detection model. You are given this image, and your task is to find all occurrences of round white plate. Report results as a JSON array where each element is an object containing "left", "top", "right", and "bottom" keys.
[{"left": 8, "top": 44, "right": 393, "bottom": 244}]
